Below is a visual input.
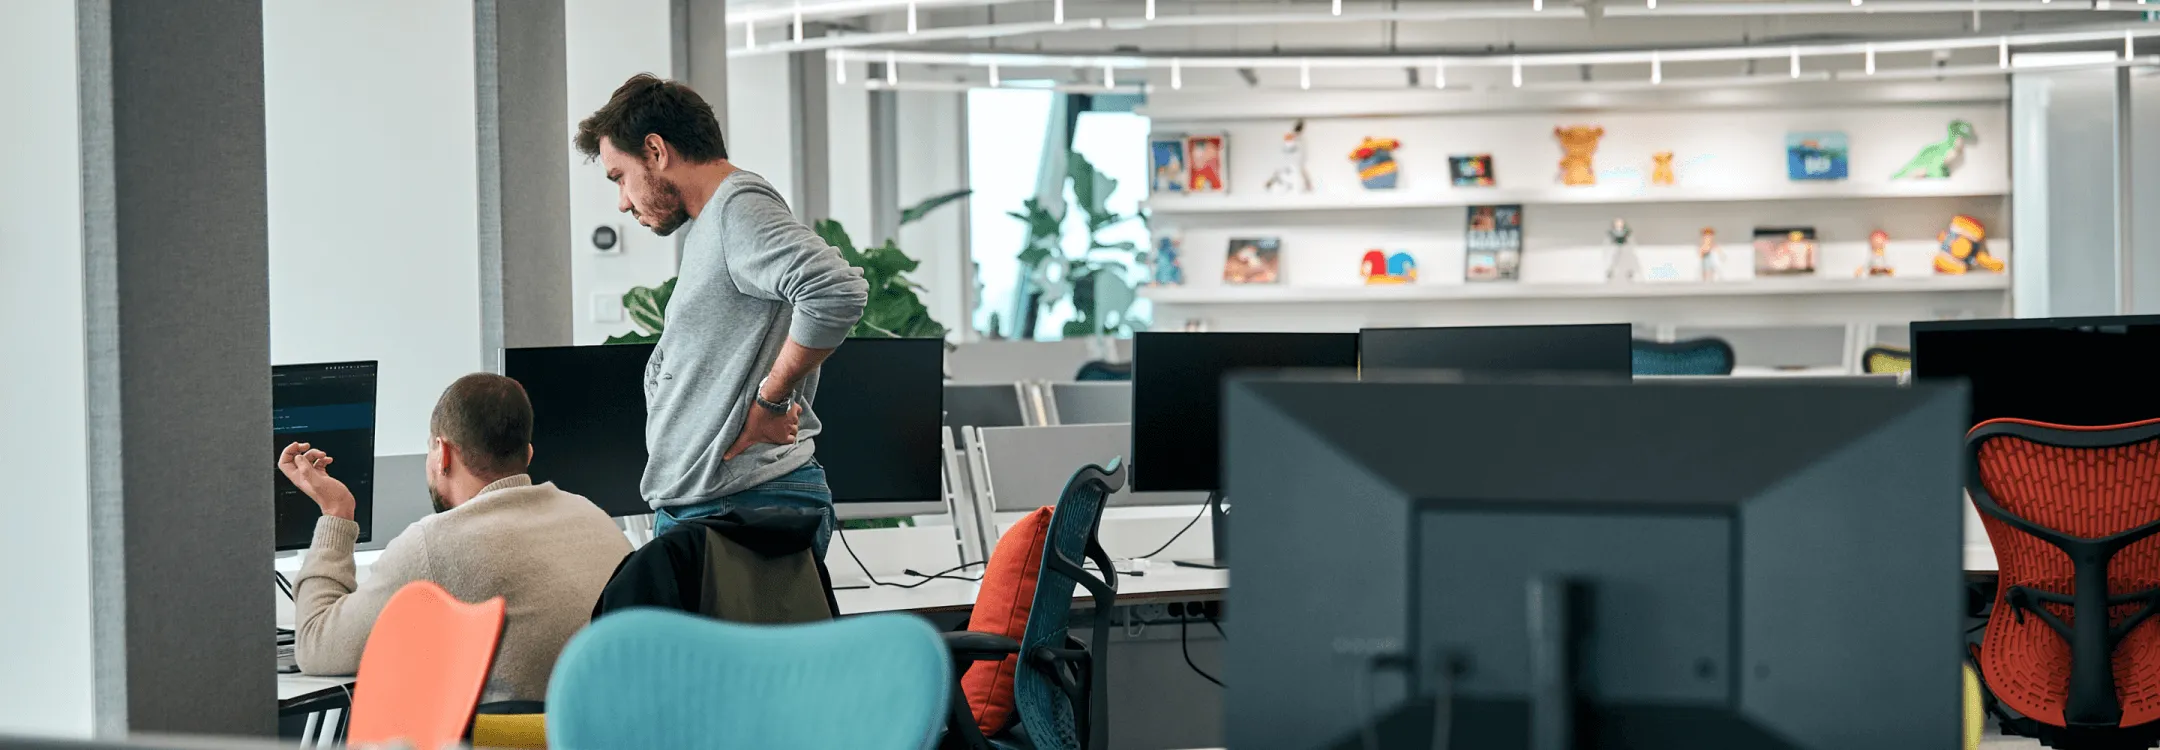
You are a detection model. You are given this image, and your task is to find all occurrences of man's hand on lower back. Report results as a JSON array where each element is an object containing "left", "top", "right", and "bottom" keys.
[
  {"left": 278, "top": 442, "right": 357, "bottom": 521},
  {"left": 725, "top": 402, "right": 802, "bottom": 461}
]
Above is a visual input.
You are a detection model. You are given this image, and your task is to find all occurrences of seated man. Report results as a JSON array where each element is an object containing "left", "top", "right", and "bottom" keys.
[{"left": 281, "top": 373, "right": 633, "bottom": 702}]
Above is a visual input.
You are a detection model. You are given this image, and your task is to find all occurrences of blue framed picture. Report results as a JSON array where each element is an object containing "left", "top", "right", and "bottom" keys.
[{"left": 1787, "top": 132, "right": 1849, "bottom": 181}]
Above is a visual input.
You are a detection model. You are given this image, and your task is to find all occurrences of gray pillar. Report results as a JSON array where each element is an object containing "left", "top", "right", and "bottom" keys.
[
  {"left": 674, "top": 0, "right": 729, "bottom": 125},
  {"left": 2010, "top": 67, "right": 2126, "bottom": 317},
  {"left": 2129, "top": 69, "right": 2160, "bottom": 314},
  {"left": 477, "top": 0, "right": 573, "bottom": 369},
  {"left": 789, "top": 50, "right": 831, "bottom": 222},
  {"left": 869, "top": 90, "right": 903, "bottom": 243},
  {"left": 76, "top": 0, "right": 274, "bottom": 736}
]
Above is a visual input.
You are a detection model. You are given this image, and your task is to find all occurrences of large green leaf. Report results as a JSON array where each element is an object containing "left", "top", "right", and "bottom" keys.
[
  {"left": 604, "top": 331, "right": 660, "bottom": 346},
  {"left": 621, "top": 278, "right": 674, "bottom": 337},
  {"left": 899, "top": 189, "right": 973, "bottom": 226}
]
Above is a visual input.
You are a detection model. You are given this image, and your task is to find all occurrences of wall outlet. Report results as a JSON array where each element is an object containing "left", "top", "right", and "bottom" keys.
[{"left": 590, "top": 292, "right": 624, "bottom": 324}]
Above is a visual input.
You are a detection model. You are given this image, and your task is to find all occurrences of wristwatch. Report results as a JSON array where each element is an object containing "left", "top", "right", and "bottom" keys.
[{"left": 753, "top": 377, "right": 795, "bottom": 414}]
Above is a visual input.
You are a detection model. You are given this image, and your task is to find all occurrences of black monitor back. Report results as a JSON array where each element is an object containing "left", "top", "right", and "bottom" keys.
[
  {"left": 814, "top": 338, "right": 944, "bottom": 503},
  {"left": 272, "top": 361, "right": 378, "bottom": 551},
  {"left": 507, "top": 343, "right": 654, "bottom": 517},
  {"left": 1223, "top": 376, "right": 1966, "bottom": 750},
  {"left": 1130, "top": 332, "right": 1360, "bottom": 492},
  {"left": 1359, "top": 323, "right": 1632, "bottom": 376},
  {"left": 1913, "top": 314, "right": 2160, "bottom": 428}
]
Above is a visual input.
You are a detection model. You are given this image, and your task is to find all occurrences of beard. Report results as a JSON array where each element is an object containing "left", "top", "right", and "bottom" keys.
[
  {"left": 427, "top": 479, "right": 452, "bottom": 514},
  {"left": 639, "top": 177, "right": 693, "bottom": 237}
]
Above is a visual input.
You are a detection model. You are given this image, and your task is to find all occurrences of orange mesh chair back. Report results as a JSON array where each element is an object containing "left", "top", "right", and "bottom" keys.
[
  {"left": 1968, "top": 418, "right": 2160, "bottom": 736},
  {"left": 347, "top": 580, "right": 507, "bottom": 750}
]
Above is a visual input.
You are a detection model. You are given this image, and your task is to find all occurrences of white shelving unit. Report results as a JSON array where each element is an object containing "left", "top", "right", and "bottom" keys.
[{"left": 1147, "top": 180, "right": 2007, "bottom": 216}]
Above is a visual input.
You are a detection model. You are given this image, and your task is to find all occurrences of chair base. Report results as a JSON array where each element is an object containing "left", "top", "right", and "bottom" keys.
[{"left": 1998, "top": 716, "right": 2160, "bottom": 750}]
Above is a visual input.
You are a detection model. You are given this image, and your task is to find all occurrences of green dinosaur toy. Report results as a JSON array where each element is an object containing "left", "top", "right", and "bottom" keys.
[{"left": 1892, "top": 120, "right": 1977, "bottom": 179}]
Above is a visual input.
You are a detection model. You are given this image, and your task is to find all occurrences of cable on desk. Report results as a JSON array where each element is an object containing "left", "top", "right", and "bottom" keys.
[
  {"left": 835, "top": 524, "right": 986, "bottom": 590},
  {"left": 1182, "top": 617, "right": 1223, "bottom": 688},
  {"left": 276, "top": 571, "right": 295, "bottom": 602},
  {"left": 1134, "top": 502, "right": 1211, "bottom": 560},
  {"left": 1208, "top": 612, "right": 1226, "bottom": 641}
]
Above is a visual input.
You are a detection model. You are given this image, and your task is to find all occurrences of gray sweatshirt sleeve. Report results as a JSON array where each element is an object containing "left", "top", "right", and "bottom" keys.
[{"left": 720, "top": 189, "right": 870, "bottom": 350}]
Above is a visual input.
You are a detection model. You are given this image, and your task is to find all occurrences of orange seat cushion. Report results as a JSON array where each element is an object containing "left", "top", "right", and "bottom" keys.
[{"left": 960, "top": 506, "right": 1054, "bottom": 736}]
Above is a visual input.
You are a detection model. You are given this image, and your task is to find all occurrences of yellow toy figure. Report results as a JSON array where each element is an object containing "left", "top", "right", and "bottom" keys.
[
  {"left": 1933, "top": 215, "right": 2005, "bottom": 274},
  {"left": 1554, "top": 125, "right": 1604, "bottom": 186},
  {"left": 1858, "top": 230, "right": 1895, "bottom": 277},
  {"left": 1651, "top": 152, "right": 1676, "bottom": 186}
]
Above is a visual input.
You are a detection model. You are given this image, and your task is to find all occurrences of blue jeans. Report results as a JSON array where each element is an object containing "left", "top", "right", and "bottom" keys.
[{"left": 653, "top": 462, "right": 834, "bottom": 560}]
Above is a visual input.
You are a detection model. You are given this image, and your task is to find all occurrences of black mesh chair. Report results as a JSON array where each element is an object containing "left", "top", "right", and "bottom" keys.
[{"left": 1630, "top": 337, "right": 1736, "bottom": 376}]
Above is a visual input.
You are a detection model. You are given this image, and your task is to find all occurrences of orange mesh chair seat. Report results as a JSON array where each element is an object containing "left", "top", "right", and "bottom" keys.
[
  {"left": 347, "top": 580, "right": 507, "bottom": 750},
  {"left": 1969, "top": 418, "right": 2160, "bottom": 746}
]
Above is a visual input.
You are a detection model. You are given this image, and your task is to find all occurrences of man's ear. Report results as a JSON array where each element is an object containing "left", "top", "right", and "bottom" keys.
[
  {"left": 644, "top": 133, "right": 668, "bottom": 170},
  {"left": 526, "top": 444, "right": 535, "bottom": 466},
  {"left": 437, "top": 439, "right": 460, "bottom": 475}
]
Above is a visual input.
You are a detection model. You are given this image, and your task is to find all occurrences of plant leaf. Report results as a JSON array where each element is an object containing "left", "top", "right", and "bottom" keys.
[
  {"left": 603, "top": 331, "right": 661, "bottom": 346},
  {"left": 899, "top": 189, "right": 973, "bottom": 226}
]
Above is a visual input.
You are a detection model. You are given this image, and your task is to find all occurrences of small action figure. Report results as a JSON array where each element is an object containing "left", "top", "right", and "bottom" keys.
[
  {"left": 1857, "top": 230, "right": 1895, "bottom": 277},
  {"left": 1651, "top": 151, "right": 1676, "bottom": 186},
  {"left": 1555, "top": 125, "right": 1605, "bottom": 186},
  {"left": 1350, "top": 137, "right": 1402, "bottom": 190},
  {"left": 1607, "top": 218, "right": 1640, "bottom": 282},
  {"left": 1893, "top": 120, "right": 1977, "bottom": 180},
  {"left": 1360, "top": 250, "right": 1418, "bottom": 285},
  {"left": 1698, "top": 227, "right": 1724, "bottom": 281},
  {"left": 1151, "top": 235, "right": 1185, "bottom": 286},
  {"left": 1264, "top": 119, "right": 1312, "bottom": 194},
  {"left": 1933, "top": 215, "right": 2005, "bottom": 274}
]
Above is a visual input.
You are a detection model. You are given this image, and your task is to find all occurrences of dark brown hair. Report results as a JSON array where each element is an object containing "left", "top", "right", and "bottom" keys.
[
  {"left": 574, "top": 73, "right": 728, "bottom": 164},
  {"left": 430, "top": 373, "right": 534, "bottom": 478}
]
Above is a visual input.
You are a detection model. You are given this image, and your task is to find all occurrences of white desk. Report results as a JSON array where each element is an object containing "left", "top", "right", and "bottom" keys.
[{"left": 836, "top": 564, "right": 1230, "bottom": 615}]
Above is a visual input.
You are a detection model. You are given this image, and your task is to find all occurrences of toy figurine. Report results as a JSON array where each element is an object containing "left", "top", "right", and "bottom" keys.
[
  {"left": 1554, "top": 125, "right": 1605, "bottom": 186},
  {"left": 1360, "top": 250, "right": 1418, "bottom": 285},
  {"left": 1350, "top": 137, "right": 1402, "bottom": 190},
  {"left": 1698, "top": 227, "right": 1724, "bottom": 281},
  {"left": 1264, "top": 119, "right": 1312, "bottom": 194},
  {"left": 1607, "top": 218, "right": 1640, "bottom": 282},
  {"left": 1892, "top": 120, "right": 1977, "bottom": 180},
  {"left": 1651, "top": 151, "right": 1676, "bottom": 186},
  {"left": 1858, "top": 230, "right": 1895, "bottom": 277},
  {"left": 1151, "top": 234, "right": 1185, "bottom": 286},
  {"left": 1933, "top": 215, "right": 2005, "bottom": 274}
]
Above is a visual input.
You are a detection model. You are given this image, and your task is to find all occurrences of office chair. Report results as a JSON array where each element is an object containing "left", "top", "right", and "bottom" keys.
[
  {"left": 470, "top": 701, "right": 548, "bottom": 749},
  {"left": 347, "top": 581, "right": 505, "bottom": 750},
  {"left": 1967, "top": 418, "right": 2160, "bottom": 749},
  {"left": 549, "top": 609, "right": 950, "bottom": 749},
  {"left": 1863, "top": 345, "right": 1913, "bottom": 375},
  {"left": 945, "top": 458, "right": 1125, "bottom": 750},
  {"left": 1073, "top": 360, "right": 1132, "bottom": 382},
  {"left": 1629, "top": 337, "right": 1736, "bottom": 376}
]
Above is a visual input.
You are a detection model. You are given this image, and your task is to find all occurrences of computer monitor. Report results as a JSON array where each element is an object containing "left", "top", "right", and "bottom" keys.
[
  {"left": 815, "top": 337, "right": 946, "bottom": 519},
  {"left": 1358, "top": 323, "right": 1633, "bottom": 376},
  {"left": 505, "top": 343, "right": 655, "bottom": 517},
  {"left": 1130, "top": 332, "right": 1361, "bottom": 493},
  {"left": 943, "top": 383, "right": 1032, "bottom": 430},
  {"left": 1223, "top": 375, "right": 1966, "bottom": 750},
  {"left": 1048, "top": 382, "right": 1131, "bottom": 425},
  {"left": 272, "top": 361, "right": 378, "bottom": 551},
  {"left": 1913, "top": 314, "right": 2160, "bottom": 428}
]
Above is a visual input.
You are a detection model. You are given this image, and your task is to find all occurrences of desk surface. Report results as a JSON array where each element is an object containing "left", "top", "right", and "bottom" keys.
[
  {"left": 836, "top": 564, "right": 1229, "bottom": 615},
  {"left": 277, "top": 673, "right": 354, "bottom": 713}
]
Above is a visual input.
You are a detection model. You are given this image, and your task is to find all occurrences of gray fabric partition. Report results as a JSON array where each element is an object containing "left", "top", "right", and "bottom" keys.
[{"left": 76, "top": 0, "right": 274, "bottom": 735}]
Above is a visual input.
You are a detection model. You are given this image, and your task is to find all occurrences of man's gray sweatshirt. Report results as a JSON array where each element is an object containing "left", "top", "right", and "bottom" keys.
[{"left": 641, "top": 170, "right": 869, "bottom": 510}]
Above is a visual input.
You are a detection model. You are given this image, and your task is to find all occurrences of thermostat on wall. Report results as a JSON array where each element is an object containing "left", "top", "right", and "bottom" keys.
[{"left": 592, "top": 225, "right": 622, "bottom": 254}]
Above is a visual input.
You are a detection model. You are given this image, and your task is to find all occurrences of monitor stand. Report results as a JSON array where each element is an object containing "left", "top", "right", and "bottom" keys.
[{"left": 1172, "top": 492, "right": 1228, "bottom": 570}]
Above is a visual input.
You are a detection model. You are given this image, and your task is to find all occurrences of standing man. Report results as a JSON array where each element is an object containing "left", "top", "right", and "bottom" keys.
[{"left": 575, "top": 74, "right": 868, "bottom": 558}]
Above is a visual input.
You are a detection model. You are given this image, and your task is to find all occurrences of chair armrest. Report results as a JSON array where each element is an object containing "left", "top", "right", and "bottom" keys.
[{"left": 943, "top": 630, "right": 1021, "bottom": 662}]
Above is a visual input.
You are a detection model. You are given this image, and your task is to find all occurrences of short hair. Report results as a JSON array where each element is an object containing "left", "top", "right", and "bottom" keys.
[
  {"left": 429, "top": 373, "right": 534, "bottom": 478},
  {"left": 574, "top": 73, "right": 728, "bottom": 164}
]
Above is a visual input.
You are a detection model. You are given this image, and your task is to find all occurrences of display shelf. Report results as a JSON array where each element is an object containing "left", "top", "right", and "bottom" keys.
[
  {"left": 1145, "top": 180, "right": 2008, "bottom": 216},
  {"left": 1140, "top": 273, "right": 2008, "bottom": 304}
]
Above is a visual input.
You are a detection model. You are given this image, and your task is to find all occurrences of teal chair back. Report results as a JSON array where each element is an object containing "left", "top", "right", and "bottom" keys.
[
  {"left": 1016, "top": 458, "right": 1126, "bottom": 750},
  {"left": 547, "top": 609, "right": 950, "bottom": 749},
  {"left": 1631, "top": 337, "right": 1736, "bottom": 376}
]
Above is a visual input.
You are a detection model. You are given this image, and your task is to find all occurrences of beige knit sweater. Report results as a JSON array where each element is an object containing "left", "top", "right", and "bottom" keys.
[{"left": 292, "top": 475, "right": 632, "bottom": 702}]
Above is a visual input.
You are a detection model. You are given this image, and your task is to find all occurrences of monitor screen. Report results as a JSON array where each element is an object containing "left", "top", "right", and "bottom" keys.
[
  {"left": 814, "top": 338, "right": 945, "bottom": 503},
  {"left": 272, "top": 361, "right": 378, "bottom": 551},
  {"left": 1359, "top": 323, "right": 1633, "bottom": 375},
  {"left": 506, "top": 343, "right": 654, "bottom": 517},
  {"left": 1913, "top": 315, "right": 2160, "bottom": 428},
  {"left": 1130, "top": 332, "right": 1360, "bottom": 493}
]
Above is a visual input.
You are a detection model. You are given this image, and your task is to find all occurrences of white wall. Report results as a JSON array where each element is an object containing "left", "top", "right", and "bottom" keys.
[
  {"left": 566, "top": 0, "right": 678, "bottom": 345},
  {"left": 728, "top": 53, "right": 800, "bottom": 210},
  {"left": 899, "top": 90, "right": 972, "bottom": 337},
  {"left": 0, "top": 0, "right": 96, "bottom": 737},
  {"left": 263, "top": 1, "right": 483, "bottom": 455},
  {"left": 827, "top": 75, "right": 876, "bottom": 237}
]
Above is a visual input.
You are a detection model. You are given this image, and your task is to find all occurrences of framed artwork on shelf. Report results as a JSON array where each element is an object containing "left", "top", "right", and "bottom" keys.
[
  {"left": 1753, "top": 226, "right": 1819, "bottom": 275},
  {"left": 1186, "top": 134, "right": 1229, "bottom": 194},
  {"left": 1150, "top": 135, "right": 1188, "bottom": 194},
  {"left": 1449, "top": 154, "right": 1496, "bottom": 187},
  {"left": 1223, "top": 237, "right": 1281, "bottom": 284},
  {"left": 1786, "top": 132, "right": 1849, "bottom": 181},
  {"left": 1464, "top": 204, "right": 1523, "bottom": 282}
]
